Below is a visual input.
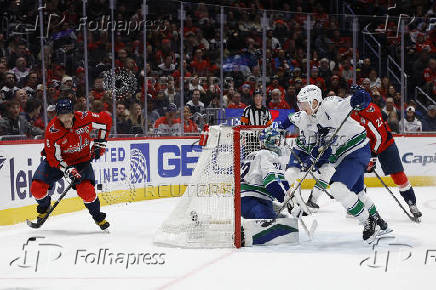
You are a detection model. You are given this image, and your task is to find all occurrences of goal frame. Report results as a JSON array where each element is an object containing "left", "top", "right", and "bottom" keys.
[{"left": 233, "top": 125, "right": 266, "bottom": 248}]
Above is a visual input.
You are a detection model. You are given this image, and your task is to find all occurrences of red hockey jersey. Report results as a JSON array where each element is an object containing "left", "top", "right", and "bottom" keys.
[
  {"left": 351, "top": 103, "right": 394, "bottom": 154},
  {"left": 44, "top": 111, "right": 112, "bottom": 170}
]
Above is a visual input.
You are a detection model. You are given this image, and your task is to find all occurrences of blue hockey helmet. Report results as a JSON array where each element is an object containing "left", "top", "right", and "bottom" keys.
[
  {"left": 259, "top": 127, "right": 281, "bottom": 154},
  {"left": 55, "top": 98, "right": 73, "bottom": 115}
]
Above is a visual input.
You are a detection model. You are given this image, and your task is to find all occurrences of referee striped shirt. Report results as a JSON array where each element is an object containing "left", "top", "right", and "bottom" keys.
[{"left": 241, "top": 105, "right": 272, "bottom": 126}]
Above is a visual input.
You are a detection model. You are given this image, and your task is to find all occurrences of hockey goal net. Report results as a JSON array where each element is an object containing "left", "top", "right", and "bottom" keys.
[{"left": 154, "top": 125, "right": 265, "bottom": 248}]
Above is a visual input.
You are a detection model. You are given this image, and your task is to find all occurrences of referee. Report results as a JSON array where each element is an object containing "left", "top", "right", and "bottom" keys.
[{"left": 241, "top": 91, "right": 272, "bottom": 126}]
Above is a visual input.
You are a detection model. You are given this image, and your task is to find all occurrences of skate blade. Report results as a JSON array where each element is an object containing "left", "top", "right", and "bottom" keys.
[
  {"left": 307, "top": 207, "right": 319, "bottom": 213},
  {"left": 365, "top": 228, "right": 381, "bottom": 245},
  {"left": 377, "top": 228, "right": 393, "bottom": 237},
  {"left": 103, "top": 229, "right": 110, "bottom": 234}
]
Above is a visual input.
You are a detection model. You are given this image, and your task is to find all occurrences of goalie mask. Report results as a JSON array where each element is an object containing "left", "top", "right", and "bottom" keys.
[
  {"left": 259, "top": 128, "right": 281, "bottom": 154},
  {"left": 297, "top": 85, "right": 322, "bottom": 114}
]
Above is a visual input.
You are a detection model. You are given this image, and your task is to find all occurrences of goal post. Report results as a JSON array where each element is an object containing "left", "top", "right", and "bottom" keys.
[{"left": 154, "top": 125, "right": 266, "bottom": 248}]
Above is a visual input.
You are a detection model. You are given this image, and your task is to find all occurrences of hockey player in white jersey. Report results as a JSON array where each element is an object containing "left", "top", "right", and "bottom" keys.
[
  {"left": 278, "top": 109, "right": 335, "bottom": 212},
  {"left": 240, "top": 128, "right": 299, "bottom": 246},
  {"left": 288, "top": 85, "right": 390, "bottom": 243}
]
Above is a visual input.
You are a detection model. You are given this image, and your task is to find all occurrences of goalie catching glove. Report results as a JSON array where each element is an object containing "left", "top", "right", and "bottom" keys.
[
  {"left": 92, "top": 139, "right": 107, "bottom": 160},
  {"left": 286, "top": 188, "right": 311, "bottom": 218}
]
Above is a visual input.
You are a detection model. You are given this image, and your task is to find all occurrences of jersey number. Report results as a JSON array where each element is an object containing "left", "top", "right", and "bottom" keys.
[
  {"left": 376, "top": 118, "right": 382, "bottom": 128},
  {"left": 241, "top": 162, "right": 251, "bottom": 181}
]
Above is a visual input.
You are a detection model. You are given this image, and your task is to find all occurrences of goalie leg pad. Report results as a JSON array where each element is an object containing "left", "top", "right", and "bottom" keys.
[
  {"left": 241, "top": 196, "right": 275, "bottom": 219},
  {"left": 76, "top": 180, "right": 96, "bottom": 203},
  {"left": 242, "top": 218, "right": 299, "bottom": 246}
]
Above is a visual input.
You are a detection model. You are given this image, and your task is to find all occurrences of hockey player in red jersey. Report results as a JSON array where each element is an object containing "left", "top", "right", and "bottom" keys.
[
  {"left": 350, "top": 85, "right": 422, "bottom": 220},
  {"left": 31, "top": 98, "right": 112, "bottom": 229}
]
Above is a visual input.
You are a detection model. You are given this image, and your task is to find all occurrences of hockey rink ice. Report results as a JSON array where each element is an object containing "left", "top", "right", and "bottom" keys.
[{"left": 1, "top": 186, "right": 436, "bottom": 290}]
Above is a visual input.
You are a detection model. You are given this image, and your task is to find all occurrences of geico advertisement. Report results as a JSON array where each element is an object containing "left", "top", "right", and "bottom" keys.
[{"left": 0, "top": 139, "right": 202, "bottom": 210}]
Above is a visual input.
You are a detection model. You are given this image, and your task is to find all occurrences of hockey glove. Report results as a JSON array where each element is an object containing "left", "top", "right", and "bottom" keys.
[
  {"left": 366, "top": 157, "right": 377, "bottom": 173},
  {"left": 286, "top": 189, "right": 311, "bottom": 217},
  {"left": 92, "top": 139, "right": 107, "bottom": 160},
  {"left": 65, "top": 166, "right": 81, "bottom": 184}
]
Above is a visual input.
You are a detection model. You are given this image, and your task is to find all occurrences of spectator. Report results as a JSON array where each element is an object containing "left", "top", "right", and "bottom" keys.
[
  {"left": 188, "top": 75, "right": 206, "bottom": 95},
  {"left": 47, "top": 105, "right": 56, "bottom": 122},
  {"left": 129, "top": 102, "right": 144, "bottom": 134},
  {"left": 227, "top": 92, "right": 246, "bottom": 109},
  {"left": 23, "top": 98, "right": 44, "bottom": 130},
  {"left": 12, "top": 57, "right": 30, "bottom": 85},
  {"left": 164, "top": 79, "right": 181, "bottom": 107},
  {"left": 74, "top": 96, "right": 87, "bottom": 111},
  {"left": 0, "top": 99, "right": 43, "bottom": 137},
  {"left": 115, "top": 102, "right": 132, "bottom": 134},
  {"left": 186, "top": 89, "right": 205, "bottom": 114},
  {"left": 383, "top": 97, "right": 400, "bottom": 132},
  {"left": 15, "top": 89, "right": 28, "bottom": 112},
  {"left": 309, "top": 66, "right": 326, "bottom": 91},
  {"left": 47, "top": 81, "right": 60, "bottom": 104},
  {"left": 153, "top": 103, "right": 181, "bottom": 135},
  {"left": 368, "top": 69, "right": 381, "bottom": 90},
  {"left": 318, "top": 58, "right": 332, "bottom": 81},
  {"left": 90, "top": 77, "right": 106, "bottom": 101},
  {"left": 1, "top": 72, "right": 19, "bottom": 100},
  {"left": 183, "top": 106, "right": 199, "bottom": 133},
  {"left": 241, "top": 91, "right": 272, "bottom": 126},
  {"left": 360, "top": 58, "right": 372, "bottom": 78},
  {"left": 422, "top": 105, "right": 436, "bottom": 131},
  {"left": 240, "top": 84, "right": 253, "bottom": 105},
  {"left": 372, "top": 89, "right": 386, "bottom": 109},
  {"left": 158, "top": 55, "right": 176, "bottom": 76},
  {"left": 423, "top": 57, "right": 436, "bottom": 96},
  {"left": 285, "top": 85, "right": 297, "bottom": 109},
  {"left": 61, "top": 76, "right": 73, "bottom": 89},
  {"left": 268, "top": 88, "right": 291, "bottom": 109},
  {"left": 267, "top": 75, "right": 285, "bottom": 99},
  {"left": 190, "top": 49, "right": 210, "bottom": 75},
  {"left": 400, "top": 106, "right": 422, "bottom": 132}
]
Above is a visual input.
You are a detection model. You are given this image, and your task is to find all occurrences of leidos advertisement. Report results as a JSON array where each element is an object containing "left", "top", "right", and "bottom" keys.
[
  {"left": 0, "top": 136, "right": 435, "bottom": 211},
  {"left": 0, "top": 139, "right": 202, "bottom": 211}
]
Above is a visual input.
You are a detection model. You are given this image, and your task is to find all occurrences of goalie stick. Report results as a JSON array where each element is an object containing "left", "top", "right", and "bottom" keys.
[
  {"left": 374, "top": 170, "right": 419, "bottom": 223},
  {"left": 262, "top": 110, "right": 353, "bottom": 227},
  {"left": 296, "top": 186, "right": 318, "bottom": 240}
]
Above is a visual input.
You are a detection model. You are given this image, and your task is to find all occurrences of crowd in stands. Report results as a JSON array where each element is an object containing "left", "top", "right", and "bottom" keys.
[{"left": 0, "top": 0, "right": 435, "bottom": 139}]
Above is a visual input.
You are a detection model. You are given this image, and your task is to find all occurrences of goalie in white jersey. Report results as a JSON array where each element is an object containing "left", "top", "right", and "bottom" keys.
[
  {"left": 286, "top": 85, "right": 391, "bottom": 243},
  {"left": 240, "top": 128, "right": 299, "bottom": 246}
]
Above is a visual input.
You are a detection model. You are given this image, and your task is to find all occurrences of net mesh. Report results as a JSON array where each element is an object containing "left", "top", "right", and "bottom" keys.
[{"left": 154, "top": 126, "right": 264, "bottom": 248}]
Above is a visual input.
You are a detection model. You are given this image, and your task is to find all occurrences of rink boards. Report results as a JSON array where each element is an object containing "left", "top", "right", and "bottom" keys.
[{"left": 0, "top": 135, "right": 435, "bottom": 225}]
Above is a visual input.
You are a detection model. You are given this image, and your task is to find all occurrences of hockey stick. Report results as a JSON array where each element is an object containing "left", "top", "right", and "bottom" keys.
[
  {"left": 297, "top": 186, "right": 318, "bottom": 240},
  {"left": 288, "top": 147, "right": 334, "bottom": 199},
  {"left": 26, "top": 181, "right": 75, "bottom": 228},
  {"left": 263, "top": 110, "right": 353, "bottom": 227},
  {"left": 373, "top": 170, "right": 418, "bottom": 223}
]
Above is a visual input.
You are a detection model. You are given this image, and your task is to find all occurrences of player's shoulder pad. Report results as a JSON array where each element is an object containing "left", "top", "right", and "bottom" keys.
[{"left": 289, "top": 110, "right": 308, "bottom": 128}]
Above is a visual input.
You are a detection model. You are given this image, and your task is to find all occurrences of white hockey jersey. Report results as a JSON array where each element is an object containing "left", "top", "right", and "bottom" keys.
[
  {"left": 241, "top": 149, "right": 288, "bottom": 202},
  {"left": 289, "top": 111, "right": 318, "bottom": 154},
  {"left": 315, "top": 96, "right": 368, "bottom": 165}
]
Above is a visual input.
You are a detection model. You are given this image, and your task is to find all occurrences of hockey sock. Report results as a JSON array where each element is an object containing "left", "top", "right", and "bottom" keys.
[
  {"left": 399, "top": 185, "right": 417, "bottom": 205},
  {"left": 330, "top": 182, "right": 368, "bottom": 223},
  {"left": 36, "top": 195, "right": 51, "bottom": 214},
  {"left": 84, "top": 197, "right": 105, "bottom": 222},
  {"left": 357, "top": 191, "right": 377, "bottom": 216}
]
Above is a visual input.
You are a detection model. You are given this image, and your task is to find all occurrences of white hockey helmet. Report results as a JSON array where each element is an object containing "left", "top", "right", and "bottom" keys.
[{"left": 297, "top": 85, "right": 322, "bottom": 112}]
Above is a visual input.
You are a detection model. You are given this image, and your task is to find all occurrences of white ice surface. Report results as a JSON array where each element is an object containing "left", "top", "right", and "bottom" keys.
[{"left": 1, "top": 187, "right": 436, "bottom": 290}]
